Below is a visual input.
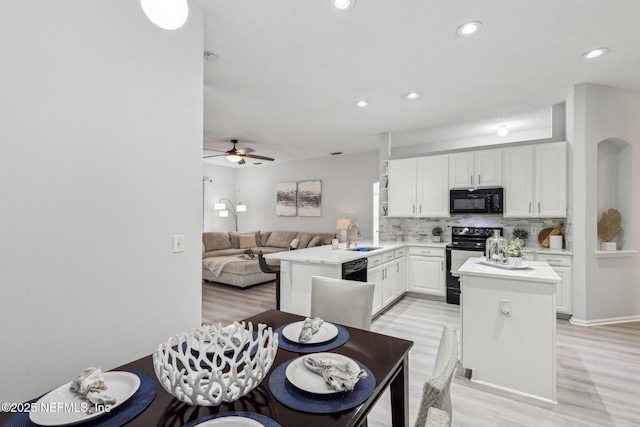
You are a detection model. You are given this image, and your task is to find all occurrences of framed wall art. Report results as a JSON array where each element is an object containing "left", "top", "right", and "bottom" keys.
[
  {"left": 297, "top": 180, "right": 321, "bottom": 217},
  {"left": 276, "top": 182, "right": 297, "bottom": 216}
]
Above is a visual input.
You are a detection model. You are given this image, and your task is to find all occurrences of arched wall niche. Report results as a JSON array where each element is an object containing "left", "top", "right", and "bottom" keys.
[{"left": 596, "top": 137, "right": 633, "bottom": 250}]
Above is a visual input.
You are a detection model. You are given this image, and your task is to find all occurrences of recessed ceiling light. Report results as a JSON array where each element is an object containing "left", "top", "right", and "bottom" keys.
[
  {"left": 582, "top": 48, "right": 609, "bottom": 59},
  {"left": 405, "top": 92, "right": 421, "bottom": 100},
  {"left": 140, "top": 0, "right": 188, "bottom": 30},
  {"left": 457, "top": 21, "right": 482, "bottom": 36},
  {"left": 497, "top": 126, "right": 509, "bottom": 137},
  {"left": 334, "top": 0, "right": 355, "bottom": 10},
  {"left": 356, "top": 100, "right": 369, "bottom": 107}
]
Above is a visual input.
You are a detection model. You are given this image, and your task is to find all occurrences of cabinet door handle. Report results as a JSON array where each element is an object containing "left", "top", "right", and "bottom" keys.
[
  {"left": 420, "top": 250, "right": 431, "bottom": 254},
  {"left": 419, "top": 205, "right": 422, "bottom": 214},
  {"left": 538, "top": 202, "right": 541, "bottom": 213},
  {"left": 546, "top": 259, "right": 562, "bottom": 264},
  {"left": 470, "top": 175, "right": 474, "bottom": 185},
  {"left": 413, "top": 205, "right": 415, "bottom": 214},
  {"left": 396, "top": 263, "right": 399, "bottom": 273},
  {"left": 478, "top": 174, "right": 481, "bottom": 185},
  {"left": 529, "top": 202, "right": 532, "bottom": 213},
  {"left": 441, "top": 261, "right": 444, "bottom": 271}
]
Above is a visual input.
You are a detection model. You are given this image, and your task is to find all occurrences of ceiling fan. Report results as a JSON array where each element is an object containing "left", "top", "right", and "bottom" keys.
[{"left": 203, "top": 139, "right": 275, "bottom": 165}]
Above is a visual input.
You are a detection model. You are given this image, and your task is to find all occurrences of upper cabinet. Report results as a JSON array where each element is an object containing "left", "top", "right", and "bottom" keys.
[
  {"left": 388, "top": 155, "right": 449, "bottom": 217},
  {"left": 503, "top": 142, "right": 567, "bottom": 218},
  {"left": 449, "top": 149, "right": 503, "bottom": 189}
]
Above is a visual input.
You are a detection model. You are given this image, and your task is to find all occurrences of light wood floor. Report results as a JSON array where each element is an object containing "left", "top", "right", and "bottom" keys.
[{"left": 202, "top": 280, "right": 640, "bottom": 427}]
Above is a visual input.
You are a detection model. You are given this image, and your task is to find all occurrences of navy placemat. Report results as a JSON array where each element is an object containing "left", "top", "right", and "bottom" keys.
[
  {"left": 4, "top": 371, "right": 157, "bottom": 427},
  {"left": 268, "top": 357, "right": 376, "bottom": 414},
  {"left": 183, "top": 411, "right": 281, "bottom": 427},
  {"left": 275, "top": 323, "right": 349, "bottom": 353}
]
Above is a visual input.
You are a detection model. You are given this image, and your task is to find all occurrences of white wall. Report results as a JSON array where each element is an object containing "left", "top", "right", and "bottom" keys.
[
  {"left": 568, "top": 83, "right": 640, "bottom": 324},
  {"left": 203, "top": 164, "right": 237, "bottom": 231},
  {"left": 0, "top": 1, "right": 203, "bottom": 402},
  {"left": 208, "top": 152, "right": 380, "bottom": 238}
]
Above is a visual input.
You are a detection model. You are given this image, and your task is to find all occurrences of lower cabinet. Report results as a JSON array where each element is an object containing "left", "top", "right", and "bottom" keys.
[
  {"left": 536, "top": 253, "right": 572, "bottom": 315},
  {"left": 408, "top": 247, "right": 446, "bottom": 296},
  {"left": 368, "top": 264, "right": 383, "bottom": 315},
  {"left": 393, "top": 249, "right": 406, "bottom": 298}
]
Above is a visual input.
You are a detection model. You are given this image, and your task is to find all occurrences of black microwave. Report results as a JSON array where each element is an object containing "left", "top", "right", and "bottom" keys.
[{"left": 450, "top": 187, "right": 504, "bottom": 215}]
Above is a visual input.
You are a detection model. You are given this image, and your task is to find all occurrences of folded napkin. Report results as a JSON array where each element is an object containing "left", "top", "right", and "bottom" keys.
[
  {"left": 70, "top": 367, "right": 117, "bottom": 413},
  {"left": 298, "top": 317, "right": 324, "bottom": 343},
  {"left": 303, "top": 356, "right": 368, "bottom": 392},
  {"left": 218, "top": 327, "right": 242, "bottom": 348}
]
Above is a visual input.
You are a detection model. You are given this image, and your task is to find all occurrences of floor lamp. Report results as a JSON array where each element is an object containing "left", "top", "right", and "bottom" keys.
[{"left": 215, "top": 198, "right": 247, "bottom": 232}]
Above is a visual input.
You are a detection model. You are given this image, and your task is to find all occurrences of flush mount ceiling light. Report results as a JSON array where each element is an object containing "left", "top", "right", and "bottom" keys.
[
  {"left": 582, "top": 48, "right": 609, "bottom": 59},
  {"left": 356, "top": 100, "right": 369, "bottom": 107},
  {"left": 497, "top": 126, "right": 509, "bottom": 137},
  {"left": 405, "top": 92, "right": 421, "bottom": 100},
  {"left": 140, "top": 0, "right": 189, "bottom": 30},
  {"left": 334, "top": 0, "right": 355, "bottom": 10},
  {"left": 457, "top": 21, "right": 482, "bottom": 36}
]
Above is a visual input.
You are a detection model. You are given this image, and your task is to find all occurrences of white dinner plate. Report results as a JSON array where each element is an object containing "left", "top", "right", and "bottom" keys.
[
  {"left": 281, "top": 321, "right": 338, "bottom": 344},
  {"left": 285, "top": 353, "right": 358, "bottom": 394},
  {"left": 29, "top": 371, "right": 140, "bottom": 426},
  {"left": 199, "top": 417, "right": 264, "bottom": 426}
]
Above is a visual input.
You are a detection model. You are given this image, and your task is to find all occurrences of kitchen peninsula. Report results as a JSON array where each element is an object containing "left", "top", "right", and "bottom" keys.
[
  {"left": 264, "top": 240, "right": 446, "bottom": 317},
  {"left": 457, "top": 257, "right": 560, "bottom": 403}
]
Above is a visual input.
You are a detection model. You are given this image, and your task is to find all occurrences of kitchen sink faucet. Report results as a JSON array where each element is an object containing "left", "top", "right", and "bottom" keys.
[{"left": 346, "top": 222, "right": 361, "bottom": 248}]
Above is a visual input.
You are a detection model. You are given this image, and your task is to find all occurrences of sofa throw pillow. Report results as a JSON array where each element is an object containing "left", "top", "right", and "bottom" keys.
[
  {"left": 259, "top": 232, "right": 272, "bottom": 247},
  {"left": 308, "top": 236, "right": 323, "bottom": 247},
  {"left": 290, "top": 238, "right": 300, "bottom": 249},
  {"left": 230, "top": 231, "right": 260, "bottom": 249},
  {"left": 297, "top": 233, "right": 312, "bottom": 249},
  {"left": 202, "top": 232, "right": 232, "bottom": 251},
  {"left": 239, "top": 233, "right": 257, "bottom": 249},
  {"left": 266, "top": 231, "right": 299, "bottom": 248}
]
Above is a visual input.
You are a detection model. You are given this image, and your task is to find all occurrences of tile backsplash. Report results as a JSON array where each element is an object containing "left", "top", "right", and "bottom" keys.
[{"left": 379, "top": 215, "right": 572, "bottom": 251}]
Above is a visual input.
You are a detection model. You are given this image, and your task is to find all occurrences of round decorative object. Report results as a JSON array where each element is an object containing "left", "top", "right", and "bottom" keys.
[{"left": 153, "top": 322, "right": 278, "bottom": 406}]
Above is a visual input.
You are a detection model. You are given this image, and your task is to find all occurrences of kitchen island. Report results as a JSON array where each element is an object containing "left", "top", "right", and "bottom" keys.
[
  {"left": 264, "top": 240, "right": 410, "bottom": 317},
  {"left": 458, "top": 257, "right": 560, "bottom": 404}
]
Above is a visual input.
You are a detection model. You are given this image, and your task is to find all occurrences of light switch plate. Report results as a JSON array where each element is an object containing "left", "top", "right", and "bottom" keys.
[{"left": 173, "top": 235, "right": 184, "bottom": 253}]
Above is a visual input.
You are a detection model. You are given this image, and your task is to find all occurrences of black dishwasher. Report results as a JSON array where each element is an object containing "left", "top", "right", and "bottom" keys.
[{"left": 342, "top": 258, "right": 368, "bottom": 282}]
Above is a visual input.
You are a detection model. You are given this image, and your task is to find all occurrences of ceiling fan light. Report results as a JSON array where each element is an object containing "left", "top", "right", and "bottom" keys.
[
  {"left": 227, "top": 154, "right": 242, "bottom": 162},
  {"left": 140, "top": 0, "right": 189, "bottom": 30},
  {"left": 497, "top": 126, "right": 509, "bottom": 137}
]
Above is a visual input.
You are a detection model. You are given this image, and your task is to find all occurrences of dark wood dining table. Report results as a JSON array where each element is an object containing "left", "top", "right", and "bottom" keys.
[{"left": 1, "top": 309, "right": 413, "bottom": 427}]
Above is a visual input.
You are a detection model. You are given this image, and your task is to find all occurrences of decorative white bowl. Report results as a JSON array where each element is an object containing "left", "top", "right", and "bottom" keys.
[{"left": 153, "top": 322, "right": 278, "bottom": 406}]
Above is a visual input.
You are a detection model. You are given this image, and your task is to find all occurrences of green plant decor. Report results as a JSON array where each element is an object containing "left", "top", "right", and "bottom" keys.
[
  {"left": 432, "top": 226, "right": 443, "bottom": 237},
  {"left": 512, "top": 228, "right": 529, "bottom": 240},
  {"left": 507, "top": 241, "right": 524, "bottom": 258},
  {"left": 243, "top": 248, "right": 255, "bottom": 258}
]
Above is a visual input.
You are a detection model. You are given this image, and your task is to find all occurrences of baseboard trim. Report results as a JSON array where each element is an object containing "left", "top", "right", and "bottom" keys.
[{"left": 569, "top": 315, "right": 640, "bottom": 327}]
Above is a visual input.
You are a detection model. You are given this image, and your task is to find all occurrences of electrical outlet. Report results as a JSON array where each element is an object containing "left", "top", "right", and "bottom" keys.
[
  {"left": 173, "top": 235, "right": 184, "bottom": 253},
  {"left": 531, "top": 227, "right": 537, "bottom": 235}
]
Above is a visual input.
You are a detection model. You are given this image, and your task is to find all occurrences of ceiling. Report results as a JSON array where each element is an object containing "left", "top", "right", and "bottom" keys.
[{"left": 198, "top": 0, "right": 640, "bottom": 167}]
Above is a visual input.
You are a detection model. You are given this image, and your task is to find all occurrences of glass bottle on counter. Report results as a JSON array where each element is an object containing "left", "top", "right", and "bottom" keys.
[{"left": 486, "top": 230, "right": 508, "bottom": 264}]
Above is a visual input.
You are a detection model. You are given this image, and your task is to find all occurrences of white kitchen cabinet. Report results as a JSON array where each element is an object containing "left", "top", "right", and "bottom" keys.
[
  {"left": 449, "top": 149, "right": 502, "bottom": 189},
  {"left": 535, "top": 142, "right": 567, "bottom": 217},
  {"left": 537, "top": 253, "right": 572, "bottom": 315},
  {"left": 368, "top": 264, "right": 383, "bottom": 315},
  {"left": 388, "top": 155, "right": 449, "bottom": 217},
  {"left": 408, "top": 247, "right": 445, "bottom": 296},
  {"left": 503, "top": 142, "right": 566, "bottom": 218},
  {"left": 381, "top": 251, "right": 396, "bottom": 308},
  {"left": 393, "top": 248, "right": 406, "bottom": 298}
]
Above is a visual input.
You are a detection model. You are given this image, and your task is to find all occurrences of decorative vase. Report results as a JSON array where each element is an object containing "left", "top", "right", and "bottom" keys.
[
  {"left": 508, "top": 257, "right": 523, "bottom": 267},
  {"left": 600, "top": 241, "right": 617, "bottom": 251},
  {"left": 432, "top": 236, "right": 441, "bottom": 243},
  {"left": 486, "top": 230, "right": 508, "bottom": 264}
]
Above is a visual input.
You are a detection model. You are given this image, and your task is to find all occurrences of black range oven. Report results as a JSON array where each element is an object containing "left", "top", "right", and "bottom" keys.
[{"left": 445, "top": 226, "right": 503, "bottom": 304}]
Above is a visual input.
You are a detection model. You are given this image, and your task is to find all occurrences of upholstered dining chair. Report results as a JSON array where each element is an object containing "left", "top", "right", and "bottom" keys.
[
  {"left": 310, "top": 276, "right": 375, "bottom": 330},
  {"left": 414, "top": 326, "right": 458, "bottom": 426},
  {"left": 258, "top": 252, "right": 281, "bottom": 309}
]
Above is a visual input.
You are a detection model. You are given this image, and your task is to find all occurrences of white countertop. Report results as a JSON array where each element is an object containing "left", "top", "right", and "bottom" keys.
[
  {"left": 263, "top": 240, "right": 405, "bottom": 264},
  {"left": 457, "top": 257, "right": 560, "bottom": 283}
]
